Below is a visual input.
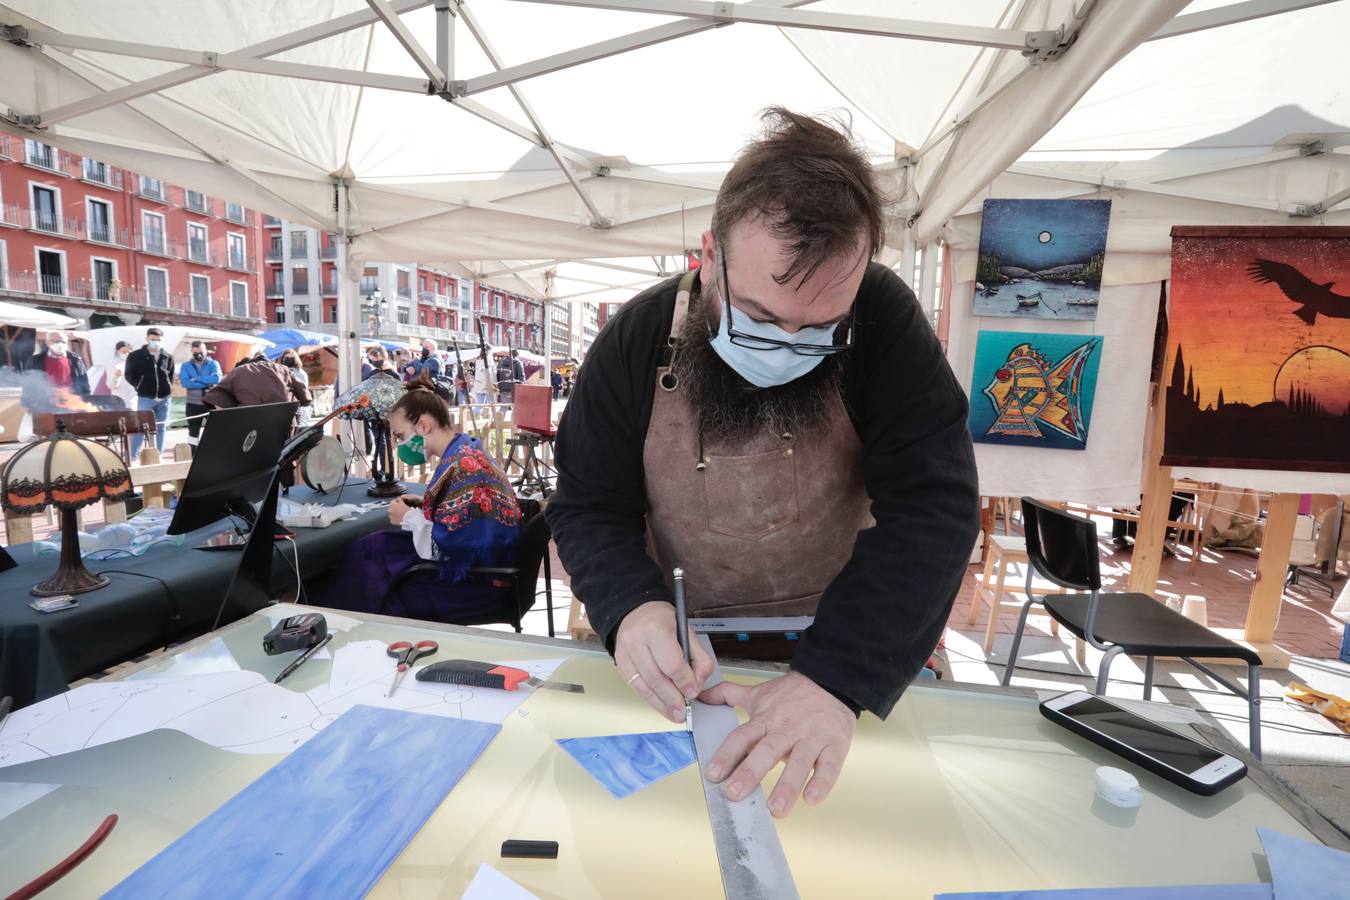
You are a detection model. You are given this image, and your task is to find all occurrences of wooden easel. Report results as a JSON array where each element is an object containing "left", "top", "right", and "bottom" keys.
[{"left": 1128, "top": 381, "right": 1297, "bottom": 668}]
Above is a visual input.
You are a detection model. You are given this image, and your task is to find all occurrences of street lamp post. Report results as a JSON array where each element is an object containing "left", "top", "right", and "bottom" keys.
[{"left": 367, "top": 289, "right": 388, "bottom": 339}]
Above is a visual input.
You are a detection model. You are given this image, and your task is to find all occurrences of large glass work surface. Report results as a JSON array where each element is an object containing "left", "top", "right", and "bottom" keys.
[{"left": 0, "top": 607, "right": 1330, "bottom": 898}]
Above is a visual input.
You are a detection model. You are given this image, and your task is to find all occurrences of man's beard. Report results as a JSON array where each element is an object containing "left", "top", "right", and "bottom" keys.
[{"left": 670, "top": 281, "right": 844, "bottom": 442}]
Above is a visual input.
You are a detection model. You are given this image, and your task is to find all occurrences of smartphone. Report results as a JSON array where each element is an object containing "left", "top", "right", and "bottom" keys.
[{"left": 1040, "top": 690, "right": 1247, "bottom": 796}]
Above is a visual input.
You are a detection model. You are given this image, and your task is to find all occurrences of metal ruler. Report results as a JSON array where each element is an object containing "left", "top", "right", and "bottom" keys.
[{"left": 690, "top": 633, "right": 800, "bottom": 900}]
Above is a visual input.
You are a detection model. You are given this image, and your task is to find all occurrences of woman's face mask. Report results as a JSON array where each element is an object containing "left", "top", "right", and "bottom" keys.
[
  {"left": 48, "top": 341, "right": 68, "bottom": 356},
  {"left": 397, "top": 432, "right": 426, "bottom": 466}
]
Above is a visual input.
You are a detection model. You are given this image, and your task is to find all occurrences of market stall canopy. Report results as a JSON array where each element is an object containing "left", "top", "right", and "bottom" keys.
[
  {"left": 0, "top": 300, "right": 80, "bottom": 331},
  {"left": 0, "top": 0, "right": 1199, "bottom": 271},
  {"left": 259, "top": 327, "right": 339, "bottom": 360}
]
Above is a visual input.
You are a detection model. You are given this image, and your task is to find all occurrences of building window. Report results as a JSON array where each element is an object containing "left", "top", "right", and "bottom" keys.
[
  {"left": 324, "top": 303, "right": 337, "bottom": 324},
  {"left": 138, "top": 176, "right": 166, "bottom": 202},
  {"left": 274, "top": 305, "right": 286, "bottom": 324},
  {"left": 185, "top": 190, "right": 208, "bottom": 213},
  {"left": 31, "top": 185, "right": 60, "bottom": 234},
  {"left": 0, "top": 239, "right": 8, "bottom": 289},
  {"left": 396, "top": 308, "right": 410, "bottom": 325},
  {"left": 293, "top": 304, "right": 310, "bottom": 325},
  {"left": 397, "top": 270, "right": 411, "bottom": 298},
  {"left": 83, "top": 159, "right": 114, "bottom": 187},
  {"left": 37, "top": 249, "right": 64, "bottom": 295},
  {"left": 190, "top": 274, "right": 211, "bottom": 313},
  {"left": 290, "top": 230, "right": 307, "bottom": 259},
  {"left": 230, "top": 281, "right": 248, "bottom": 318},
  {"left": 145, "top": 267, "right": 169, "bottom": 308},
  {"left": 187, "top": 222, "right": 209, "bottom": 263},
  {"left": 86, "top": 198, "right": 113, "bottom": 244},
  {"left": 419, "top": 309, "right": 427, "bottom": 325},
  {"left": 292, "top": 267, "right": 309, "bottom": 294},
  {"left": 268, "top": 235, "right": 283, "bottom": 261},
  {"left": 226, "top": 202, "right": 247, "bottom": 224},
  {"left": 141, "top": 210, "right": 166, "bottom": 255},
  {"left": 227, "top": 232, "right": 247, "bottom": 270},
  {"left": 25, "top": 140, "right": 57, "bottom": 171},
  {"left": 420, "top": 274, "right": 428, "bottom": 291},
  {"left": 360, "top": 266, "right": 379, "bottom": 295},
  {"left": 92, "top": 259, "right": 116, "bottom": 300}
]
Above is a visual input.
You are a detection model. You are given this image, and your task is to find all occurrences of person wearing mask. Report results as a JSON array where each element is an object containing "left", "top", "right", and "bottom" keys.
[
  {"left": 25, "top": 331, "right": 90, "bottom": 395},
  {"left": 545, "top": 109, "right": 978, "bottom": 818},
  {"left": 401, "top": 339, "right": 443, "bottom": 382},
  {"left": 307, "top": 378, "right": 522, "bottom": 620},
  {"left": 278, "top": 349, "right": 312, "bottom": 425},
  {"left": 551, "top": 368, "right": 564, "bottom": 401},
  {"left": 204, "top": 353, "right": 311, "bottom": 409},
  {"left": 108, "top": 341, "right": 138, "bottom": 411},
  {"left": 495, "top": 349, "right": 525, "bottom": 404},
  {"left": 178, "top": 340, "right": 222, "bottom": 446},
  {"left": 125, "top": 327, "right": 175, "bottom": 456}
]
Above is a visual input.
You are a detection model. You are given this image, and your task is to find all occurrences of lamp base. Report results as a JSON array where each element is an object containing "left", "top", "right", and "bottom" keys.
[
  {"left": 31, "top": 567, "right": 109, "bottom": 597},
  {"left": 367, "top": 478, "right": 405, "bottom": 498}
]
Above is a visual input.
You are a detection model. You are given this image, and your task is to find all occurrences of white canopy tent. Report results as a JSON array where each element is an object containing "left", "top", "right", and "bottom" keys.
[{"left": 0, "top": 0, "right": 1344, "bottom": 390}]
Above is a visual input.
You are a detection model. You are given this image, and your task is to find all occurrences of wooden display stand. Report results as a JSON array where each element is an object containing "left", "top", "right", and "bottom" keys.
[{"left": 1130, "top": 383, "right": 1295, "bottom": 669}]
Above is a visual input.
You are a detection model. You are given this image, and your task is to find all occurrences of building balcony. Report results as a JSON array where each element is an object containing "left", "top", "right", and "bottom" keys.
[
  {"left": 224, "top": 203, "right": 251, "bottom": 225},
  {"left": 0, "top": 135, "right": 12, "bottom": 161},
  {"left": 226, "top": 253, "right": 256, "bottom": 273},
  {"left": 262, "top": 214, "right": 283, "bottom": 228},
  {"left": 185, "top": 241, "right": 219, "bottom": 266},
  {"left": 0, "top": 203, "right": 20, "bottom": 228},
  {"left": 320, "top": 241, "right": 337, "bottom": 260},
  {"left": 137, "top": 179, "right": 172, "bottom": 204},
  {"left": 137, "top": 234, "right": 180, "bottom": 259},
  {"left": 84, "top": 223, "right": 131, "bottom": 248},
  {"left": 184, "top": 190, "right": 211, "bottom": 215},
  {"left": 23, "top": 142, "right": 79, "bottom": 177},
  {"left": 81, "top": 161, "right": 124, "bottom": 191},
  {"left": 27, "top": 209, "right": 81, "bottom": 238},
  {"left": 266, "top": 280, "right": 285, "bottom": 299},
  {"left": 265, "top": 246, "right": 284, "bottom": 263},
  {"left": 322, "top": 281, "right": 337, "bottom": 297}
]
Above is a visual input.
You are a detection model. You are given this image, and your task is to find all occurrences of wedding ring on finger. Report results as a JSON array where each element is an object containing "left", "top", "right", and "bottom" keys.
[{"left": 627, "top": 672, "right": 643, "bottom": 686}]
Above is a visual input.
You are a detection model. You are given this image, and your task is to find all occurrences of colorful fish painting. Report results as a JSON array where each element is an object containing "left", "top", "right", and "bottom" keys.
[{"left": 968, "top": 331, "right": 1103, "bottom": 450}]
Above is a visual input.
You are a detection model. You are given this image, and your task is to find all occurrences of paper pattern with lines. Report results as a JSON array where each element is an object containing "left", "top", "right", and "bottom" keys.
[{"left": 0, "top": 641, "right": 566, "bottom": 769}]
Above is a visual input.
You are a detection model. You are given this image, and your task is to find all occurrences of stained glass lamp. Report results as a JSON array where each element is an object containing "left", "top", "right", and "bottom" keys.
[
  {"left": 2, "top": 420, "right": 134, "bottom": 595},
  {"left": 336, "top": 371, "right": 404, "bottom": 497}
]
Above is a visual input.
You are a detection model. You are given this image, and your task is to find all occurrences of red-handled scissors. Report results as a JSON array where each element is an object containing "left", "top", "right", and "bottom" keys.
[{"left": 386, "top": 639, "right": 439, "bottom": 697}]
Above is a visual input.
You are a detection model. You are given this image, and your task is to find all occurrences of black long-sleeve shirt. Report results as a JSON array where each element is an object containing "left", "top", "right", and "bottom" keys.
[{"left": 545, "top": 262, "right": 979, "bottom": 718}]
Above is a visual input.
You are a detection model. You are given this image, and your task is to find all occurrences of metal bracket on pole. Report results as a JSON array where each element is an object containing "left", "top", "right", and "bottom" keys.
[
  {"left": 1299, "top": 139, "right": 1326, "bottom": 156},
  {"left": 1023, "top": 26, "right": 1071, "bottom": 60},
  {"left": 1, "top": 24, "right": 35, "bottom": 46}
]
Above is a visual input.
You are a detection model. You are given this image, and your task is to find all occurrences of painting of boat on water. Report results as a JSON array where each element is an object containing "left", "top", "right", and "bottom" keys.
[{"left": 974, "top": 198, "right": 1111, "bottom": 320}]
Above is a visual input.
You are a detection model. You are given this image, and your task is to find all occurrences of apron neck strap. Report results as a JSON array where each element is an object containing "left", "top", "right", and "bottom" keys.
[{"left": 670, "top": 270, "right": 697, "bottom": 344}]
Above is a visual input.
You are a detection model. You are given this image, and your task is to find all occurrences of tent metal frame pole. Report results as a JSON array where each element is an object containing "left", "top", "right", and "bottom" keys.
[
  {"left": 1001, "top": 163, "right": 1310, "bottom": 214},
  {"left": 1148, "top": 0, "right": 1339, "bottom": 41},
  {"left": 336, "top": 179, "right": 362, "bottom": 393},
  {"left": 6, "top": 28, "right": 431, "bottom": 94},
  {"left": 552, "top": 279, "right": 659, "bottom": 302},
  {"left": 366, "top": 0, "right": 446, "bottom": 90},
  {"left": 458, "top": 0, "right": 818, "bottom": 96},
  {"left": 436, "top": 0, "right": 454, "bottom": 81},
  {"left": 9, "top": 0, "right": 436, "bottom": 128},
  {"left": 456, "top": 5, "right": 609, "bottom": 227},
  {"left": 503, "top": 0, "right": 1053, "bottom": 52},
  {"left": 917, "top": 241, "right": 939, "bottom": 321}
]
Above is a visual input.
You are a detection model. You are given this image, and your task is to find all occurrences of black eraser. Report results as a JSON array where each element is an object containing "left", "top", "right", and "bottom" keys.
[{"left": 501, "top": 839, "right": 558, "bottom": 859}]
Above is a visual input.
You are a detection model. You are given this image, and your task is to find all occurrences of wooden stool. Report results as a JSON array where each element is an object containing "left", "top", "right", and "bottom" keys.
[
  {"left": 969, "top": 534, "right": 1084, "bottom": 663},
  {"left": 567, "top": 598, "right": 598, "bottom": 642}
]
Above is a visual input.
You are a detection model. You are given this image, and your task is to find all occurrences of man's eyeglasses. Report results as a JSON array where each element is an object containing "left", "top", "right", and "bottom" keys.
[{"left": 719, "top": 251, "right": 854, "bottom": 356}]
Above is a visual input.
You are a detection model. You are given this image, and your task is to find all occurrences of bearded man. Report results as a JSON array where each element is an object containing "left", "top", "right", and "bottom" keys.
[{"left": 545, "top": 108, "right": 978, "bottom": 817}]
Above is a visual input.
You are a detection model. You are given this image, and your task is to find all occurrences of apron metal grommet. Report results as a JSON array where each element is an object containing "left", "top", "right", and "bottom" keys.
[
  {"left": 695, "top": 459, "right": 707, "bottom": 471},
  {"left": 659, "top": 372, "right": 679, "bottom": 391}
]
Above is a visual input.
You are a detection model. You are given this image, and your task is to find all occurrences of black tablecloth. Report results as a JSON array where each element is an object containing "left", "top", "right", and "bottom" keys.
[{"left": 0, "top": 481, "right": 424, "bottom": 708}]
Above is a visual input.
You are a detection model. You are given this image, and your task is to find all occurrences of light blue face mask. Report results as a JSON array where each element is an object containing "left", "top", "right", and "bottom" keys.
[{"left": 707, "top": 300, "right": 838, "bottom": 389}]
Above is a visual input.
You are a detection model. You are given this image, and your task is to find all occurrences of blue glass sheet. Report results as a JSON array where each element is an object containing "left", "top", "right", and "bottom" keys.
[
  {"left": 104, "top": 705, "right": 499, "bottom": 899},
  {"left": 1259, "top": 828, "right": 1350, "bottom": 900},
  {"left": 557, "top": 731, "right": 697, "bottom": 799}
]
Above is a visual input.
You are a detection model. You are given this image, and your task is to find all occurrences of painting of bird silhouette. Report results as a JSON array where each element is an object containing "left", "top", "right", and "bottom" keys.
[{"left": 1247, "top": 258, "right": 1350, "bottom": 325}]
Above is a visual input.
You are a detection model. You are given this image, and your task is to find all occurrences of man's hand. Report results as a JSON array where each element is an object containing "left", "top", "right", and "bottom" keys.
[
  {"left": 615, "top": 601, "right": 714, "bottom": 723},
  {"left": 699, "top": 672, "right": 854, "bottom": 818}
]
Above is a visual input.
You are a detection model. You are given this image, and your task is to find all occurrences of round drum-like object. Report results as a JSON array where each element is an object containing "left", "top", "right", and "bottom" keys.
[{"left": 300, "top": 435, "right": 349, "bottom": 494}]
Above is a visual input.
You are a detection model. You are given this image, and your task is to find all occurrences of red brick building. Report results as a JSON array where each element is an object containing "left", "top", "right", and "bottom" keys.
[
  {"left": 0, "top": 133, "right": 265, "bottom": 330},
  {"left": 474, "top": 282, "right": 543, "bottom": 353}
]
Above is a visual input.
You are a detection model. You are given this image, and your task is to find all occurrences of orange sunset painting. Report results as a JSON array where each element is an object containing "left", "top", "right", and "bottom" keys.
[{"left": 1163, "top": 226, "right": 1350, "bottom": 473}]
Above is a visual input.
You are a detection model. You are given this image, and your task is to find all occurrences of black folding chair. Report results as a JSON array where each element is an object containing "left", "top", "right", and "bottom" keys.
[
  {"left": 379, "top": 501, "right": 557, "bottom": 636},
  {"left": 1003, "top": 498, "right": 1262, "bottom": 758}
]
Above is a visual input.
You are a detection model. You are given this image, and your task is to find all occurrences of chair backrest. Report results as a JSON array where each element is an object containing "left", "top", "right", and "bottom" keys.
[
  {"left": 511, "top": 503, "right": 552, "bottom": 618},
  {"left": 1020, "top": 497, "right": 1102, "bottom": 592}
]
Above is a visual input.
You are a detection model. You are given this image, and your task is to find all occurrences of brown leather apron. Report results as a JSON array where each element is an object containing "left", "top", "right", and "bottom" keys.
[{"left": 643, "top": 272, "right": 871, "bottom": 618}]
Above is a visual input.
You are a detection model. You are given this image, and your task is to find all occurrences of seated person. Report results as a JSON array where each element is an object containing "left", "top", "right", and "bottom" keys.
[{"left": 308, "top": 378, "right": 523, "bottom": 621}]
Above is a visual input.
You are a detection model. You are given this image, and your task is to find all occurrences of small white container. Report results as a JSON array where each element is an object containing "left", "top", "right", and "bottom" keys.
[{"left": 1095, "top": 766, "right": 1142, "bottom": 808}]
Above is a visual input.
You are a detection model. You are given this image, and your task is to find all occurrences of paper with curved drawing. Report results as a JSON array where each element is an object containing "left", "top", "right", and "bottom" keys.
[{"left": 0, "top": 641, "right": 567, "bottom": 769}]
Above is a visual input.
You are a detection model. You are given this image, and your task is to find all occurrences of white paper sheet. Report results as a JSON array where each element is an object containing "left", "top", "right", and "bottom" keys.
[
  {"left": 0, "top": 644, "right": 571, "bottom": 771},
  {"left": 0, "top": 782, "right": 60, "bottom": 821},
  {"left": 124, "top": 637, "right": 242, "bottom": 680},
  {"left": 461, "top": 863, "right": 540, "bottom": 900}
]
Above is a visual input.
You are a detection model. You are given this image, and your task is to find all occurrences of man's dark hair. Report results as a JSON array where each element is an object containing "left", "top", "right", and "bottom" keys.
[
  {"left": 190, "top": 340, "right": 205, "bottom": 350},
  {"left": 146, "top": 327, "right": 163, "bottom": 338},
  {"left": 711, "top": 107, "right": 883, "bottom": 287}
]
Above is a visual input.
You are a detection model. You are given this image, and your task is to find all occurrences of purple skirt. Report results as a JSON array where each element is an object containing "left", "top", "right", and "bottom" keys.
[{"left": 307, "top": 530, "right": 513, "bottom": 623}]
